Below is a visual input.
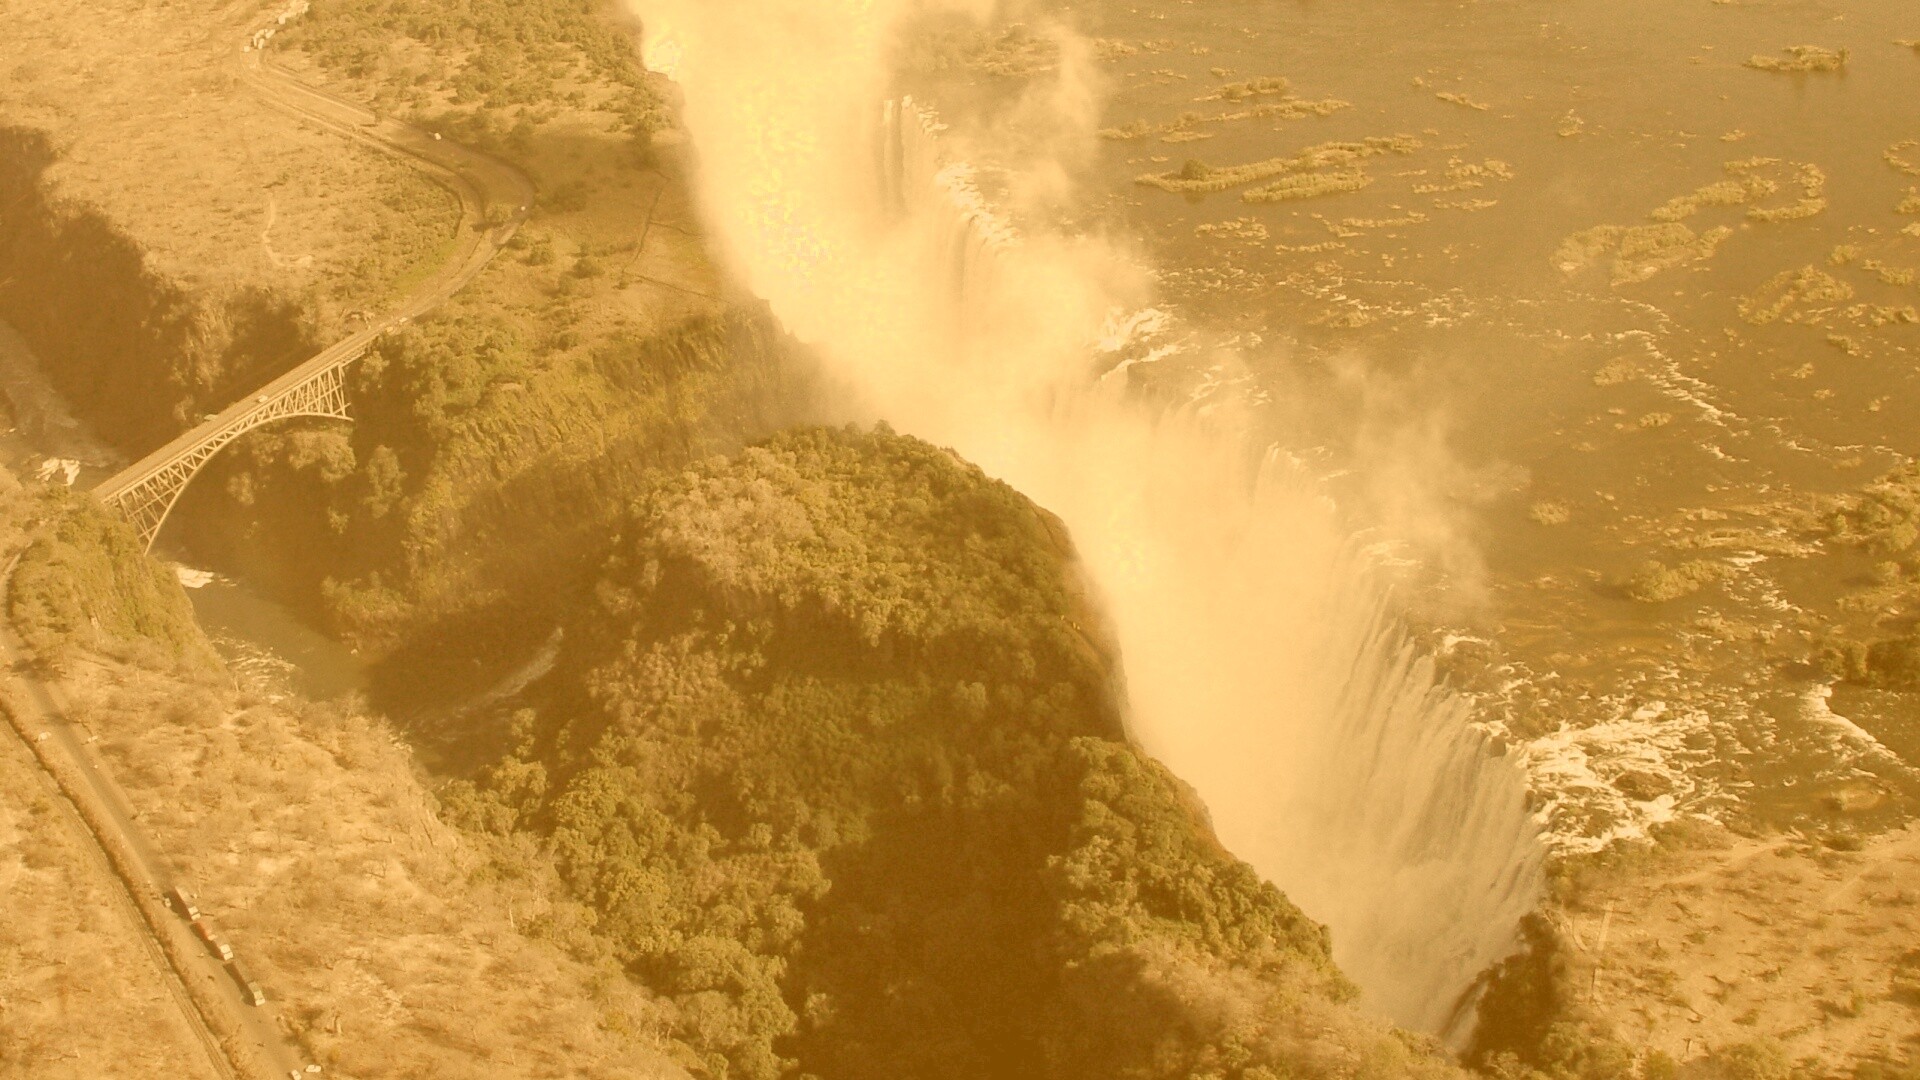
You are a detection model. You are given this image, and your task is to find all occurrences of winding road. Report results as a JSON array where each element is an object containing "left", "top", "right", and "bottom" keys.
[
  {"left": 4, "top": 23, "right": 537, "bottom": 1080},
  {"left": 95, "top": 46, "right": 536, "bottom": 549}
]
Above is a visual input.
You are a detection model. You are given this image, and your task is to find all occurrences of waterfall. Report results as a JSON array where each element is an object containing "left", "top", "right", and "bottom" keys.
[{"left": 635, "top": 2, "right": 1544, "bottom": 1038}]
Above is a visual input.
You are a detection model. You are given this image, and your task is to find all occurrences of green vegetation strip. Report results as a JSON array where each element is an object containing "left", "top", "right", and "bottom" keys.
[{"left": 1136, "top": 135, "right": 1420, "bottom": 199}]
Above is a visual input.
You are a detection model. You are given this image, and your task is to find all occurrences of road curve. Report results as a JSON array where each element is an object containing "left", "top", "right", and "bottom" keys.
[{"left": 94, "top": 48, "right": 536, "bottom": 517}]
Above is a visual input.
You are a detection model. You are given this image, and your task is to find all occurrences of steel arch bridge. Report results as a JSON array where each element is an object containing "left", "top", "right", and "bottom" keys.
[{"left": 93, "top": 330, "right": 376, "bottom": 551}]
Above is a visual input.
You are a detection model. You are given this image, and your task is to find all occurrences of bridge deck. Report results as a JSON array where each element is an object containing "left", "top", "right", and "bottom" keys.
[
  {"left": 90, "top": 50, "right": 532, "bottom": 533},
  {"left": 93, "top": 327, "right": 380, "bottom": 503}
]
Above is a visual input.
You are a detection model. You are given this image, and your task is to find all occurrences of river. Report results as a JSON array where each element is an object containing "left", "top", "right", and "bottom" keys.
[
  {"left": 166, "top": 559, "right": 367, "bottom": 702},
  {"left": 0, "top": 316, "right": 366, "bottom": 702}
]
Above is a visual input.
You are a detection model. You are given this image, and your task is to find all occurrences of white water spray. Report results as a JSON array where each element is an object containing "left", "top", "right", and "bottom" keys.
[{"left": 634, "top": 1, "right": 1543, "bottom": 1036}]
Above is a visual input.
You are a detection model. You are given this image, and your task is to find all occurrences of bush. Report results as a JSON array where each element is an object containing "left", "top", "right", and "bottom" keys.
[
  {"left": 1702, "top": 1040, "right": 1790, "bottom": 1080},
  {"left": 1622, "top": 559, "right": 1728, "bottom": 603}
]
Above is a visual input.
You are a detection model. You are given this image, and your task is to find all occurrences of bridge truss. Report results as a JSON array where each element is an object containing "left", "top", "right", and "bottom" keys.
[{"left": 94, "top": 347, "right": 363, "bottom": 551}]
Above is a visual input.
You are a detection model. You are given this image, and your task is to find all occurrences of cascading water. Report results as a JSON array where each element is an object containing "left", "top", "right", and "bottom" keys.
[{"left": 635, "top": 0, "right": 1544, "bottom": 1038}]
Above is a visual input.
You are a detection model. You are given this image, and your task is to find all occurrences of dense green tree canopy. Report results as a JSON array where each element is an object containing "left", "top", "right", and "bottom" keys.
[{"left": 448, "top": 426, "right": 1433, "bottom": 1080}]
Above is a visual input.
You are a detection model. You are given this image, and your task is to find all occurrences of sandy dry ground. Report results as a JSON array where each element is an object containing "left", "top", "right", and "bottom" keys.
[
  {"left": 1565, "top": 826, "right": 1920, "bottom": 1068},
  {"left": 262, "top": 39, "right": 727, "bottom": 335},
  {"left": 57, "top": 651, "right": 688, "bottom": 1080},
  {"left": 0, "top": 724, "right": 214, "bottom": 1079},
  {"left": 0, "top": 0, "right": 458, "bottom": 314}
]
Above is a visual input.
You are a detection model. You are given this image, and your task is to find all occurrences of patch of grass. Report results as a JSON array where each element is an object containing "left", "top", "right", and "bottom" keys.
[
  {"left": 1412, "top": 157, "right": 1514, "bottom": 195},
  {"left": 1558, "top": 222, "right": 1734, "bottom": 285},
  {"left": 1243, "top": 170, "right": 1372, "bottom": 202},
  {"left": 1098, "top": 96, "right": 1350, "bottom": 143},
  {"left": 1530, "top": 501, "right": 1572, "bottom": 526},
  {"left": 1435, "top": 91, "right": 1492, "bottom": 110},
  {"left": 1559, "top": 159, "right": 1825, "bottom": 286},
  {"left": 1863, "top": 260, "right": 1918, "bottom": 287},
  {"left": 1203, "top": 75, "right": 1292, "bottom": 101},
  {"left": 1651, "top": 177, "right": 1773, "bottom": 223},
  {"left": 1886, "top": 141, "right": 1920, "bottom": 177}
]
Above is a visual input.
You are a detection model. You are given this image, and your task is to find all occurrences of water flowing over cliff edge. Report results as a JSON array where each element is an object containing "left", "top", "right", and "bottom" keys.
[{"left": 635, "top": 1, "right": 1545, "bottom": 1035}]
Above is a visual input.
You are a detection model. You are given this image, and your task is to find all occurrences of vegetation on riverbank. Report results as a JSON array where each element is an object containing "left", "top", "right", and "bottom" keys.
[
  {"left": 0, "top": 478, "right": 211, "bottom": 671},
  {"left": 1134, "top": 132, "right": 1416, "bottom": 213},
  {"left": 1745, "top": 46, "right": 1849, "bottom": 74}
]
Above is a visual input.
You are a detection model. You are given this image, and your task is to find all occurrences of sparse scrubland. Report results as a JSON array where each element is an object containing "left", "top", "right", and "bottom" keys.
[
  {"left": 0, "top": 471, "right": 213, "bottom": 1079},
  {"left": 63, "top": 653, "right": 695, "bottom": 1079},
  {"left": 0, "top": 722, "right": 212, "bottom": 1079},
  {"left": 1475, "top": 821, "right": 1920, "bottom": 1080},
  {"left": 0, "top": 0, "right": 463, "bottom": 451}
]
